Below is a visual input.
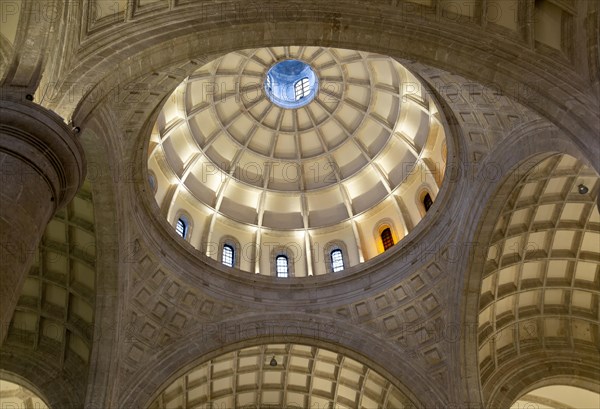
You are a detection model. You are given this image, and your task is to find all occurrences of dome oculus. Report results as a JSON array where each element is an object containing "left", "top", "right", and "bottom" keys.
[{"left": 265, "top": 60, "right": 318, "bottom": 109}]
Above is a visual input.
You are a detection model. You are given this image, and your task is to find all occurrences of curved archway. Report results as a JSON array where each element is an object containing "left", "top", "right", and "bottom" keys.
[
  {"left": 4, "top": 3, "right": 600, "bottom": 409},
  {"left": 42, "top": 3, "right": 597, "bottom": 170},
  {"left": 116, "top": 314, "right": 446, "bottom": 408},
  {"left": 511, "top": 383, "right": 600, "bottom": 408},
  {"left": 456, "top": 118, "right": 600, "bottom": 406},
  {"left": 0, "top": 374, "right": 50, "bottom": 409},
  {"left": 75, "top": 110, "right": 125, "bottom": 409},
  {"left": 462, "top": 151, "right": 600, "bottom": 407},
  {"left": 148, "top": 341, "right": 417, "bottom": 409},
  {"left": 487, "top": 354, "right": 600, "bottom": 408}
]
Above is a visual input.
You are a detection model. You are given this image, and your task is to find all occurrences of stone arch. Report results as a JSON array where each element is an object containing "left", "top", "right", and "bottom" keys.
[
  {"left": 510, "top": 376, "right": 600, "bottom": 408},
  {"left": 485, "top": 352, "right": 600, "bottom": 407},
  {"left": 39, "top": 3, "right": 596, "bottom": 168},
  {"left": 147, "top": 340, "right": 416, "bottom": 409},
  {"left": 0, "top": 343, "right": 81, "bottom": 408},
  {"left": 0, "top": 370, "right": 52, "bottom": 408},
  {"left": 459, "top": 120, "right": 600, "bottom": 407},
  {"left": 117, "top": 314, "right": 443, "bottom": 409},
  {"left": 76, "top": 108, "right": 125, "bottom": 409}
]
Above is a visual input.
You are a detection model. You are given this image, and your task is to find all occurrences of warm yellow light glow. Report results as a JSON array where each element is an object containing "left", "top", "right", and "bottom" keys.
[
  {"left": 146, "top": 46, "right": 449, "bottom": 276},
  {"left": 0, "top": 380, "right": 48, "bottom": 409}
]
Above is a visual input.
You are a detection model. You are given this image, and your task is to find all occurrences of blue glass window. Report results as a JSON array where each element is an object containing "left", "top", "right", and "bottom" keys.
[
  {"left": 294, "top": 77, "right": 310, "bottom": 100},
  {"left": 222, "top": 244, "right": 234, "bottom": 267},
  {"left": 176, "top": 218, "right": 187, "bottom": 238},
  {"left": 331, "top": 249, "right": 344, "bottom": 272},
  {"left": 276, "top": 255, "right": 289, "bottom": 277}
]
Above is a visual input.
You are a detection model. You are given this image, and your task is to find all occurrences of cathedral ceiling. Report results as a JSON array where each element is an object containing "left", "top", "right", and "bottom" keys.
[
  {"left": 477, "top": 153, "right": 600, "bottom": 406},
  {"left": 148, "top": 343, "right": 414, "bottom": 409},
  {"left": 0, "top": 1, "right": 599, "bottom": 408},
  {"left": 9, "top": 0, "right": 592, "bottom": 165},
  {"left": 110, "top": 63, "right": 584, "bottom": 409},
  {"left": 148, "top": 46, "right": 446, "bottom": 276}
]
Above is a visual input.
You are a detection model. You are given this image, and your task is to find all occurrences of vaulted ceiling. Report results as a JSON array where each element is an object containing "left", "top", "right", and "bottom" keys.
[
  {"left": 477, "top": 154, "right": 600, "bottom": 406},
  {"left": 1, "top": 1, "right": 599, "bottom": 408},
  {"left": 1, "top": 179, "right": 97, "bottom": 407},
  {"left": 149, "top": 343, "right": 412, "bottom": 409}
]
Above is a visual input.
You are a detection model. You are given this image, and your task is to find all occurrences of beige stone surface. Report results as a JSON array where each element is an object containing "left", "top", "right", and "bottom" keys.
[{"left": 0, "top": 1, "right": 598, "bottom": 408}]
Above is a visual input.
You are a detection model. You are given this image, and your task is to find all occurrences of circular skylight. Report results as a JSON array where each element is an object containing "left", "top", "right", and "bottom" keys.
[{"left": 265, "top": 60, "right": 318, "bottom": 109}]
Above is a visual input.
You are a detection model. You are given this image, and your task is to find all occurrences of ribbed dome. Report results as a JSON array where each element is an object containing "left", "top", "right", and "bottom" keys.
[{"left": 148, "top": 46, "right": 447, "bottom": 276}]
